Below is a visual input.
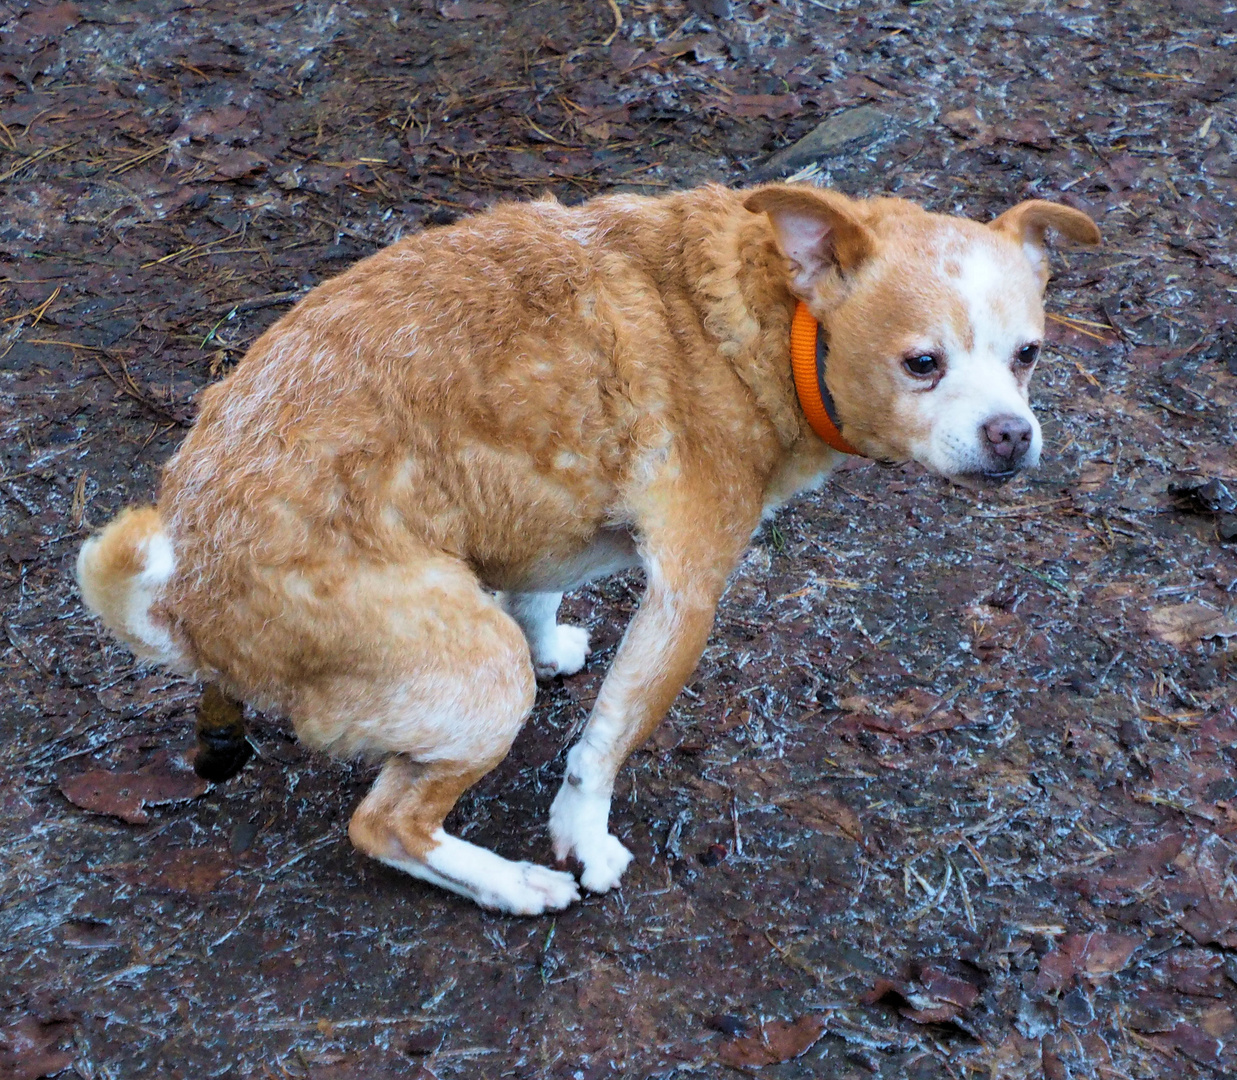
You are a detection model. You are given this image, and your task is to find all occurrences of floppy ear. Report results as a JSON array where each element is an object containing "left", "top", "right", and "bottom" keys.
[
  {"left": 989, "top": 199, "right": 1100, "bottom": 282},
  {"left": 744, "top": 185, "right": 875, "bottom": 299}
]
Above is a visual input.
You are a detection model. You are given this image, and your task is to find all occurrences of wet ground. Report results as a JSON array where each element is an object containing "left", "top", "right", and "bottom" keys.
[{"left": 2, "top": 0, "right": 1236, "bottom": 1077}]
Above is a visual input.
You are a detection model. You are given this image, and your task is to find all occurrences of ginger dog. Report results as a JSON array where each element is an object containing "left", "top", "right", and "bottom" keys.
[{"left": 78, "top": 184, "right": 1098, "bottom": 914}]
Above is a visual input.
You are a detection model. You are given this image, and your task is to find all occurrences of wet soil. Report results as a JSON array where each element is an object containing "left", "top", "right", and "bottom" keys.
[{"left": 2, "top": 1, "right": 1237, "bottom": 1077}]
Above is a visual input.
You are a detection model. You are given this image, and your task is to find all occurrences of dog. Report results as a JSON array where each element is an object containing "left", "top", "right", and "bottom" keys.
[{"left": 77, "top": 183, "right": 1099, "bottom": 914}]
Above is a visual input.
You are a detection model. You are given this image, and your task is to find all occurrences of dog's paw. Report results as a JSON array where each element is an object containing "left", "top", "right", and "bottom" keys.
[
  {"left": 500, "top": 862, "right": 581, "bottom": 915},
  {"left": 470, "top": 860, "right": 580, "bottom": 916},
  {"left": 549, "top": 787, "right": 632, "bottom": 894},
  {"left": 533, "top": 624, "right": 590, "bottom": 679},
  {"left": 575, "top": 833, "right": 633, "bottom": 894}
]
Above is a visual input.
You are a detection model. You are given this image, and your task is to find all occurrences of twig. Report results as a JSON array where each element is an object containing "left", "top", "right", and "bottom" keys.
[
  {"left": 94, "top": 353, "right": 187, "bottom": 427},
  {"left": 731, "top": 792, "right": 743, "bottom": 856},
  {"left": 906, "top": 861, "right": 952, "bottom": 925},
  {"left": 951, "top": 858, "right": 977, "bottom": 931},
  {"left": 0, "top": 142, "right": 76, "bottom": 183},
  {"left": 602, "top": 0, "right": 623, "bottom": 47}
]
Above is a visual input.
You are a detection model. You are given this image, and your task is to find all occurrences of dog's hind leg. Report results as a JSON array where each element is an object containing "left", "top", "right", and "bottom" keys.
[
  {"left": 501, "top": 591, "right": 590, "bottom": 679},
  {"left": 298, "top": 557, "right": 579, "bottom": 914},
  {"left": 349, "top": 756, "right": 579, "bottom": 915}
]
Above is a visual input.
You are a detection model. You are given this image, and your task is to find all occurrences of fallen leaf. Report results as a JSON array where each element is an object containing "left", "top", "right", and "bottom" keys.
[
  {"left": 918, "top": 966, "right": 981, "bottom": 1009},
  {"left": 1036, "top": 932, "right": 1141, "bottom": 993},
  {"left": 1072, "top": 832, "right": 1185, "bottom": 899},
  {"left": 609, "top": 43, "right": 645, "bottom": 72},
  {"left": 211, "top": 150, "right": 270, "bottom": 180},
  {"left": 716, "top": 93, "right": 802, "bottom": 120},
  {"left": 173, "top": 106, "right": 260, "bottom": 144},
  {"left": 99, "top": 847, "right": 235, "bottom": 896},
  {"left": 941, "top": 106, "right": 990, "bottom": 140},
  {"left": 19, "top": 2, "right": 80, "bottom": 38},
  {"left": 1076, "top": 460, "right": 1113, "bottom": 492},
  {"left": 1178, "top": 901, "right": 1237, "bottom": 949},
  {"left": 1150, "top": 1022, "right": 1222, "bottom": 1066},
  {"left": 999, "top": 117, "right": 1053, "bottom": 149},
  {"left": 438, "top": 1, "right": 501, "bottom": 18},
  {"left": 717, "top": 1014, "right": 826, "bottom": 1068},
  {"left": 58, "top": 756, "right": 208, "bottom": 824},
  {"left": 779, "top": 794, "right": 863, "bottom": 843},
  {"left": 0, "top": 1016, "right": 75, "bottom": 1080},
  {"left": 861, "top": 966, "right": 980, "bottom": 1025},
  {"left": 1147, "top": 603, "right": 1237, "bottom": 649},
  {"left": 1161, "top": 949, "right": 1228, "bottom": 998}
]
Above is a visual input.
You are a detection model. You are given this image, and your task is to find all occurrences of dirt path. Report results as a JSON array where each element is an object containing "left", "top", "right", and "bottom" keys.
[{"left": 2, "top": 1, "right": 1236, "bottom": 1077}]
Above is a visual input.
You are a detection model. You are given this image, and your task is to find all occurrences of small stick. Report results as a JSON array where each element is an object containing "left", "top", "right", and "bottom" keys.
[
  {"left": 602, "top": 0, "right": 623, "bottom": 46},
  {"left": 731, "top": 793, "right": 743, "bottom": 856}
]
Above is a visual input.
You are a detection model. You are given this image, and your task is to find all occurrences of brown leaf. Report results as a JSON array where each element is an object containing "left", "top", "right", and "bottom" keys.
[
  {"left": 919, "top": 966, "right": 981, "bottom": 1009},
  {"left": 941, "top": 106, "right": 990, "bottom": 140},
  {"left": 717, "top": 1014, "right": 827, "bottom": 1068},
  {"left": 1178, "top": 901, "right": 1237, "bottom": 949},
  {"left": 1075, "top": 832, "right": 1184, "bottom": 899},
  {"left": 211, "top": 150, "right": 270, "bottom": 180},
  {"left": 609, "top": 43, "right": 645, "bottom": 72},
  {"left": 58, "top": 757, "right": 208, "bottom": 824},
  {"left": 19, "top": 2, "right": 80, "bottom": 38},
  {"left": 173, "top": 106, "right": 260, "bottom": 144},
  {"left": 654, "top": 35, "right": 725, "bottom": 63},
  {"left": 861, "top": 975, "right": 912, "bottom": 1006},
  {"left": 999, "top": 117, "right": 1053, "bottom": 150},
  {"left": 1161, "top": 949, "right": 1228, "bottom": 998},
  {"left": 780, "top": 795, "right": 863, "bottom": 843},
  {"left": 1147, "top": 603, "right": 1237, "bottom": 649},
  {"left": 0, "top": 1016, "right": 76, "bottom": 1080},
  {"left": 728, "top": 759, "right": 791, "bottom": 800},
  {"left": 716, "top": 93, "right": 802, "bottom": 120},
  {"left": 100, "top": 847, "right": 235, "bottom": 896},
  {"left": 1076, "top": 460, "right": 1113, "bottom": 493},
  {"left": 869, "top": 688, "right": 976, "bottom": 737},
  {"left": 438, "top": 1, "right": 502, "bottom": 18},
  {"left": 1035, "top": 932, "right": 1141, "bottom": 992},
  {"left": 862, "top": 967, "right": 979, "bottom": 1025},
  {"left": 1151, "top": 1022, "right": 1222, "bottom": 1066}
]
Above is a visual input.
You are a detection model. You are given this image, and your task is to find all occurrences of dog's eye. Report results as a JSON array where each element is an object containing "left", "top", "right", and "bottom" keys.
[
  {"left": 903, "top": 354, "right": 939, "bottom": 377},
  {"left": 1016, "top": 343, "right": 1040, "bottom": 366}
]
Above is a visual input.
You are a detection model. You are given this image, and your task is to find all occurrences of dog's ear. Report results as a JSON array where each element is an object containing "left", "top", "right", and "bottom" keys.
[
  {"left": 989, "top": 200, "right": 1100, "bottom": 282},
  {"left": 744, "top": 186, "right": 875, "bottom": 298}
]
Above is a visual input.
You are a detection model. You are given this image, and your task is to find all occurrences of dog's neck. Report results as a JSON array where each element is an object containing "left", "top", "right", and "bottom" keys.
[
  {"left": 679, "top": 190, "right": 805, "bottom": 450},
  {"left": 788, "top": 301, "right": 863, "bottom": 456}
]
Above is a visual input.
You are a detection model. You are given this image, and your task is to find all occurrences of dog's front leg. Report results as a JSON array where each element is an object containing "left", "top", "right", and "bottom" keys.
[{"left": 549, "top": 521, "right": 752, "bottom": 893}]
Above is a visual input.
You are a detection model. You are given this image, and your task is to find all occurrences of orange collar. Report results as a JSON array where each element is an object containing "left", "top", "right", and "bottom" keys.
[{"left": 789, "top": 301, "right": 863, "bottom": 456}]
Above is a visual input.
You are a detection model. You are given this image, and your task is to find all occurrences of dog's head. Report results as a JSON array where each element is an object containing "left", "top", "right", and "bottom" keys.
[{"left": 745, "top": 186, "right": 1100, "bottom": 485}]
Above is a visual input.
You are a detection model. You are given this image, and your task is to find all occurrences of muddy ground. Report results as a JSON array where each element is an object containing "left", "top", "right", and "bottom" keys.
[{"left": 2, "top": 0, "right": 1236, "bottom": 1077}]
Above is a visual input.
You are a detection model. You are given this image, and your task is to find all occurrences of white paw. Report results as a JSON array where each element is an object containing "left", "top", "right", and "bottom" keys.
[
  {"left": 497, "top": 862, "right": 581, "bottom": 916},
  {"left": 533, "top": 624, "right": 591, "bottom": 679},
  {"left": 576, "top": 833, "right": 633, "bottom": 893},
  {"left": 417, "top": 833, "right": 580, "bottom": 915},
  {"left": 549, "top": 786, "right": 633, "bottom": 894}
]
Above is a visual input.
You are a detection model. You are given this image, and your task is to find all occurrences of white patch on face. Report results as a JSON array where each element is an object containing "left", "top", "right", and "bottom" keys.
[{"left": 899, "top": 243, "right": 1044, "bottom": 479}]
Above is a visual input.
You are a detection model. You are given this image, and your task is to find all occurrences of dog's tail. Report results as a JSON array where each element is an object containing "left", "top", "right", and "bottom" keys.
[{"left": 76, "top": 506, "right": 187, "bottom": 669}]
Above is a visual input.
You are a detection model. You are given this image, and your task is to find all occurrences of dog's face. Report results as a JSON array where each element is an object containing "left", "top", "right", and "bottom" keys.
[{"left": 746, "top": 188, "right": 1100, "bottom": 484}]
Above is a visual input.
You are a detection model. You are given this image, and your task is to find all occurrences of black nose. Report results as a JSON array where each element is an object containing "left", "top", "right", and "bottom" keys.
[{"left": 982, "top": 415, "right": 1033, "bottom": 465}]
